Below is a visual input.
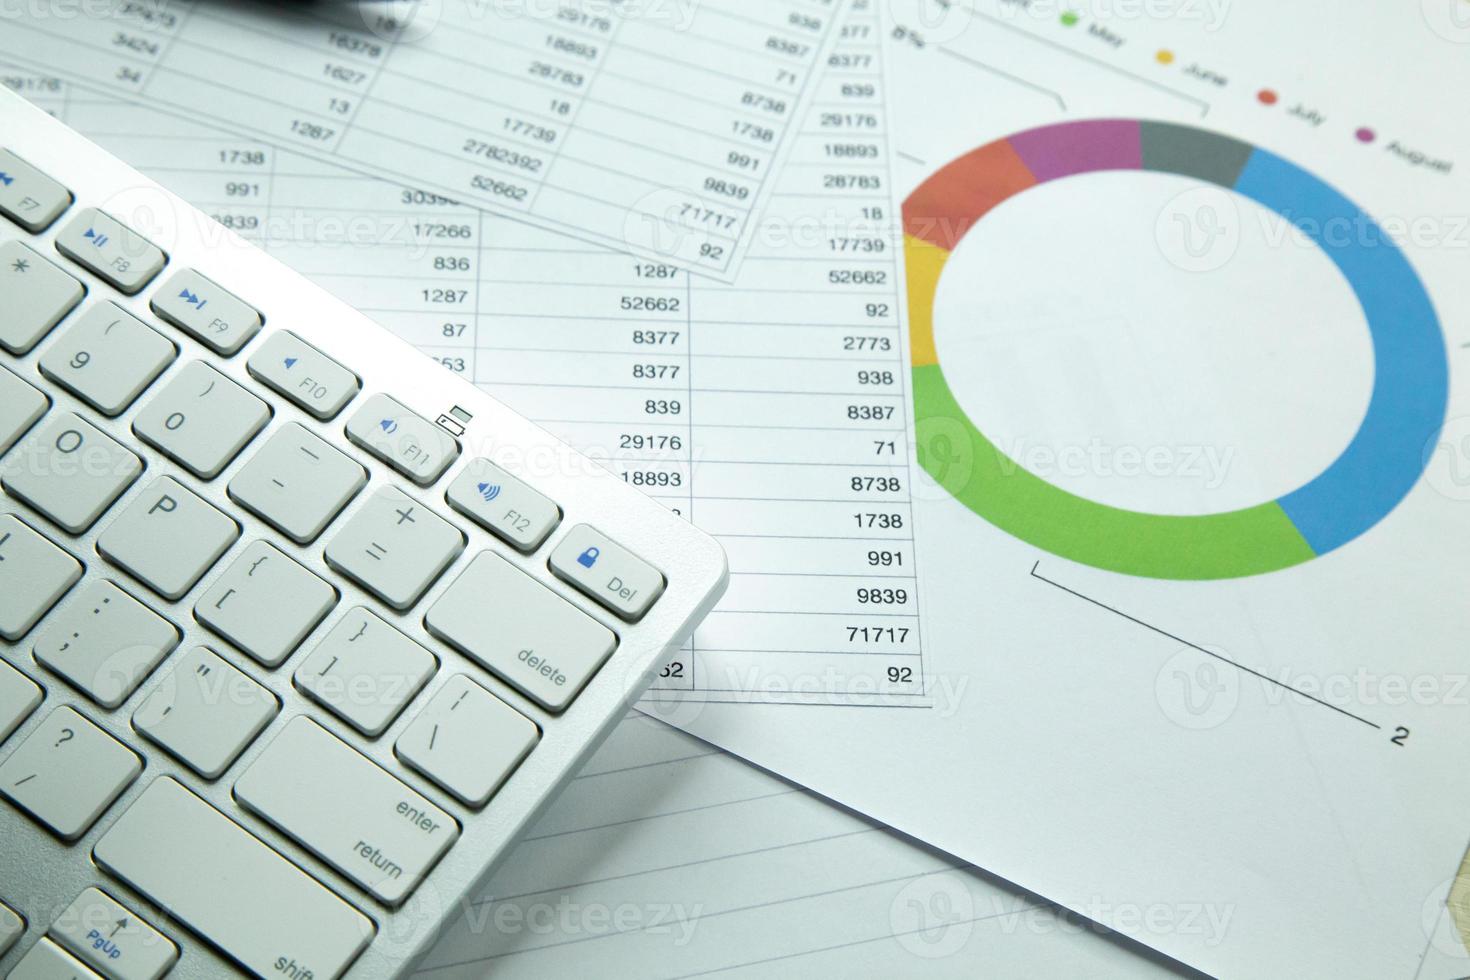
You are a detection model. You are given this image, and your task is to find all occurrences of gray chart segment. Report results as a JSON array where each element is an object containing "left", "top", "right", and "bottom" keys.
[{"left": 1139, "top": 121, "right": 1255, "bottom": 188}]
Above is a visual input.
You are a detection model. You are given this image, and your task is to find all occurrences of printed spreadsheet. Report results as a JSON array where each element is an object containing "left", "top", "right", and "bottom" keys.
[
  {"left": 2, "top": 0, "right": 927, "bottom": 708},
  {"left": 0, "top": 0, "right": 843, "bottom": 277}
]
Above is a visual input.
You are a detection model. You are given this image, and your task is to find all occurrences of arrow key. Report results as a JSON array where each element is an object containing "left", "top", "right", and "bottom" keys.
[
  {"left": 0, "top": 148, "right": 72, "bottom": 232},
  {"left": 55, "top": 208, "right": 166, "bottom": 295},
  {"left": 247, "top": 330, "right": 360, "bottom": 420},
  {"left": 49, "top": 887, "right": 179, "bottom": 980},
  {"left": 151, "top": 268, "right": 261, "bottom": 355}
]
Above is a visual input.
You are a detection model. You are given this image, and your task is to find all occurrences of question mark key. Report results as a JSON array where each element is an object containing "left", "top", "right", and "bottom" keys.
[{"left": 0, "top": 705, "right": 141, "bottom": 841}]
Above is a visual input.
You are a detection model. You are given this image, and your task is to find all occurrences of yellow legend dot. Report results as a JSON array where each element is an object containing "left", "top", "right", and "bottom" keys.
[{"left": 1156, "top": 49, "right": 1175, "bottom": 65}]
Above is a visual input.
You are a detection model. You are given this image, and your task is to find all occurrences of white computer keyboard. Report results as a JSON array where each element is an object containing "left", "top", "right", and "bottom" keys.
[{"left": 0, "top": 86, "right": 728, "bottom": 979}]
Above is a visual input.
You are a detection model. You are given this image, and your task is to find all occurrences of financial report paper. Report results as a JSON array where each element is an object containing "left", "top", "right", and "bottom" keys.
[
  {"left": 0, "top": 0, "right": 843, "bottom": 278},
  {"left": 651, "top": 3, "right": 1470, "bottom": 979},
  {"left": 4, "top": 0, "right": 930, "bottom": 712},
  {"left": 12, "top": 0, "right": 1470, "bottom": 976}
]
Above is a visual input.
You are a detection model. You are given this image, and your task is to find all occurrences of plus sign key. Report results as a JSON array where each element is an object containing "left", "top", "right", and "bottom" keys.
[{"left": 325, "top": 486, "right": 465, "bottom": 610}]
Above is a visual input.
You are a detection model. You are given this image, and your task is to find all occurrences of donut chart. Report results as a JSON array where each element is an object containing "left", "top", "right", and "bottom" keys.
[{"left": 904, "top": 120, "right": 1448, "bottom": 580}]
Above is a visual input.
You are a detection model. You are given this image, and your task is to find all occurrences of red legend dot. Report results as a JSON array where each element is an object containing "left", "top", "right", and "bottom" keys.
[
  {"left": 1257, "top": 89, "right": 1278, "bottom": 106},
  {"left": 1355, "top": 127, "right": 1377, "bottom": 143}
]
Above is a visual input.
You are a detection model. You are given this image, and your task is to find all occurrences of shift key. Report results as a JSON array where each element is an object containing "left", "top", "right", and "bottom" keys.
[
  {"left": 234, "top": 716, "right": 458, "bottom": 906},
  {"left": 93, "top": 778, "right": 373, "bottom": 980}
]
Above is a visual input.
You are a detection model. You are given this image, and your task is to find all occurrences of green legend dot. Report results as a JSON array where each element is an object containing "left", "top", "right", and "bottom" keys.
[{"left": 1060, "top": 11, "right": 1079, "bottom": 25}]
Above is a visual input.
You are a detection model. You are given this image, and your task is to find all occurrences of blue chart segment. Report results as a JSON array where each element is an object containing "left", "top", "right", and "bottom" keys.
[
  {"left": 905, "top": 120, "right": 1449, "bottom": 579},
  {"left": 1238, "top": 149, "right": 1450, "bottom": 555}
]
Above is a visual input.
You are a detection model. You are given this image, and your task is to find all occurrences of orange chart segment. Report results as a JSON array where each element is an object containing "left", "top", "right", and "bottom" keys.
[{"left": 903, "top": 119, "right": 1447, "bottom": 580}]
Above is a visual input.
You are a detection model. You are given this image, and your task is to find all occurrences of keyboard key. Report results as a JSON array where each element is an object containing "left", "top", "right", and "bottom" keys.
[
  {"left": 446, "top": 459, "right": 560, "bottom": 552},
  {"left": 0, "top": 899, "right": 23, "bottom": 958},
  {"left": 32, "top": 581, "right": 179, "bottom": 709},
  {"left": 0, "top": 148, "right": 72, "bottom": 231},
  {"left": 396, "top": 674, "right": 538, "bottom": 808},
  {"left": 234, "top": 716, "right": 458, "bottom": 906},
  {"left": 0, "top": 364, "right": 48, "bottom": 456},
  {"left": 10, "top": 938, "right": 103, "bottom": 980},
  {"left": 247, "top": 331, "right": 359, "bottom": 419},
  {"left": 54, "top": 208, "right": 166, "bottom": 295},
  {"left": 195, "top": 541, "right": 336, "bottom": 667},
  {"left": 133, "top": 361, "right": 270, "bottom": 479},
  {"left": 228, "top": 423, "right": 366, "bottom": 544},
  {"left": 0, "top": 657, "right": 43, "bottom": 744},
  {"left": 150, "top": 269, "right": 261, "bottom": 356},
  {"left": 426, "top": 552, "right": 616, "bottom": 712},
  {"left": 49, "top": 887, "right": 179, "bottom": 980},
  {"left": 0, "top": 705, "right": 141, "bottom": 841},
  {"left": 133, "top": 647, "right": 277, "bottom": 780},
  {"left": 346, "top": 393, "right": 459, "bottom": 486},
  {"left": 0, "top": 514, "right": 83, "bottom": 640},
  {"left": 98, "top": 477, "right": 239, "bottom": 600},
  {"left": 324, "top": 486, "right": 464, "bottom": 611},
  {"left": 294, "top": 607, "right": 436, "bottom": 737},
  {"left": 549, "top": 524, "right": 665, "bottom": 622},
  {"left": 0, "top": 240, "right": 84, "bottom": 355},
  {"left": 39, "top": 302, "right": 176, "bottom": 416},
  {"left": 1, "top": 412, "right": 143, "bottom": 533},
  {"left": 94, "top": 778, "right": 374, "bottom": 978}
]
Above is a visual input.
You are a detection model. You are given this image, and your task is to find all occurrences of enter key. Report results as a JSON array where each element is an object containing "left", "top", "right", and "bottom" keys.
[{"left": 234, "top": 716, "right": 458, "bottom": 907}]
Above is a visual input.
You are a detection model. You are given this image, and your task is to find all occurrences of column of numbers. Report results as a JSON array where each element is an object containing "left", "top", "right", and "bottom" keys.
[{"left": 657, "top": 0, "right": 922, "bottom": 704}]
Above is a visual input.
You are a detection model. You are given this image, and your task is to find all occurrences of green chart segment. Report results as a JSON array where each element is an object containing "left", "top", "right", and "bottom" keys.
[{"left": 903, "top": 120, "right": 1447, "bottom": 581}]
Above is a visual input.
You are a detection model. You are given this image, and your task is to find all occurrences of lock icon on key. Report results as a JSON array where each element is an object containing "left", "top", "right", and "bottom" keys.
[{"left": 577, "top": 547, "right": 600, "bottom": 569}]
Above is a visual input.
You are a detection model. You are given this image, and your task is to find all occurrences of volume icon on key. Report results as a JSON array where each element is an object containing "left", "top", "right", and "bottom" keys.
[{"left": 477, "top": 482, "right": 501, "bottom": 502}]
